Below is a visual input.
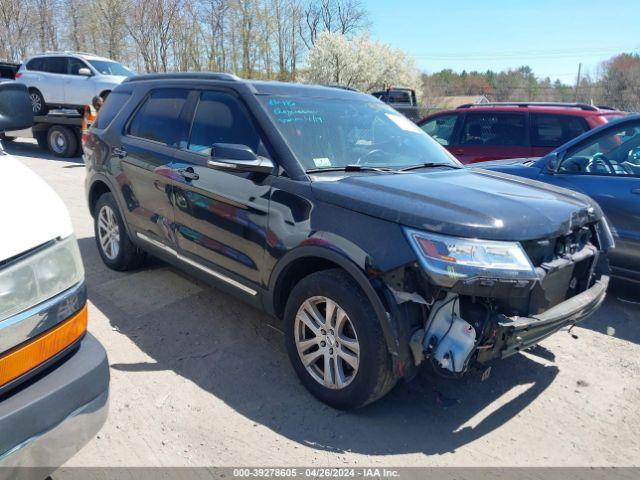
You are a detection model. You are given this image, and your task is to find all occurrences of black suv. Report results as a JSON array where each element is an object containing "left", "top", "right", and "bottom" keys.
[{"left": 85, "top": 73, "right": 612, "bottom": 409}]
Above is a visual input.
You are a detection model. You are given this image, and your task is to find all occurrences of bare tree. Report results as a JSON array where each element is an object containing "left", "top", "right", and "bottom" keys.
[
  {"left": 34, "top": 0, "right": 59, "bottom": 52},
  {"left": 0, "top": 0, "right": 31, "bottom": 61},
  {"left": 125, "top": 0, "right": 180, "bottom": 72},
  {"left": 300, "top": 0, "right": 368, "bottom": 49}
]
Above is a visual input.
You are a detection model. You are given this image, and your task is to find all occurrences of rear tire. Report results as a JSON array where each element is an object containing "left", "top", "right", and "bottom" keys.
[
  {"left": 47, "top": 125, "right": 78, "bottom": 158},
  {"left": 284, "top": 269, "right": 396, "bottom": 409},
  {"left": 34, "top": 129, "right": 48, "bottom": 150},
  {"left": 29, "top": 89, "right": 47, "bottom": 115},
  {"left": 94, "top": 193, "right": 146, "bottom": 271}
]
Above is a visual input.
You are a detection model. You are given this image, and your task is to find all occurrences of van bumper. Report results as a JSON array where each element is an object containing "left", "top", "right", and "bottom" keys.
[{"left": 0, "top": 333, "right": 109, "bottom": 479}]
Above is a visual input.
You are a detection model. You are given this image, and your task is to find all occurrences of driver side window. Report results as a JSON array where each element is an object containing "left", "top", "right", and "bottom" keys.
[{"left": 559, "top": 122, "right": 640, "bottom": 176}]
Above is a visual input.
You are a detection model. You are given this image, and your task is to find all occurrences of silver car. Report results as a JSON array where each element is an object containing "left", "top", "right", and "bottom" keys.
[{"left": 16, "top": 52, "right": 134, "bottom": 115}]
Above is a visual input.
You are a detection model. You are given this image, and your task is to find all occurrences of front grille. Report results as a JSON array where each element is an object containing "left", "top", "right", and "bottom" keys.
[
  {"left": 522, "top": 226, "right": 593, "bottom": 268},
  {"left": 524, "top": 226, "right": 598, "bottom": 314}
]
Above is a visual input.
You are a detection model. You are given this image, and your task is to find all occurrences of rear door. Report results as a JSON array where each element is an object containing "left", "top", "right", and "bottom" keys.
[
  {"left": 170, "top": 89, "right": 273, "bottom": 291},
  {"left": 38, "top": 56, "right": 68, "bottom": 104},
  {"left": 448, "top": 111, "right": 530, "bottom": 164},
  {"left": 118, "top": 88, "right": 192, "bottom": 250},
  {"left": 530, "top": 113, "right": 589, "bottom": 158},
  {"left": 540, "top": 120, "right": 640, "bottom": 279}
]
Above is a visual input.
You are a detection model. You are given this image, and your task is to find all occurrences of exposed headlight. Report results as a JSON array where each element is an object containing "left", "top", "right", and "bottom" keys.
[
  {"left": 404, "top": 228, "right": 537, "bottom": 288},
  {"left": 0, "top": 236, "right": 84, "bottom": 322}
]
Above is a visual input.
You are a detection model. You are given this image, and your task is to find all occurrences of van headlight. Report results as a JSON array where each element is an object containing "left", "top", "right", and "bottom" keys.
[
  {"left": 0, "top": 236, "right": 84, "bottom": 322},
  {"left": 404, "top": 228, "right": 537, "bottom": 288}
]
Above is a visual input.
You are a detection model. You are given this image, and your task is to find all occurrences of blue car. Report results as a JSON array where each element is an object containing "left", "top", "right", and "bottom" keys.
[{"left": 478, "top": 114, "right": 640, "bottom": 284}]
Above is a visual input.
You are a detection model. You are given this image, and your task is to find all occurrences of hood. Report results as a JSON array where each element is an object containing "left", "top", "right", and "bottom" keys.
[
  {"left": 474, "top": 157, "right": 538, "bottom": 168},
  {"left": 472, "top": 158, "right": 543, "bottom": 180},
  {"left": 311, "top": 168, "right": 601, "bottom": 241},
  {"left": 97, "top": 75, "right": 128, "bottom": 85},
  {"left": 0, "top": 152, "right": 73, "bottom": 261}
]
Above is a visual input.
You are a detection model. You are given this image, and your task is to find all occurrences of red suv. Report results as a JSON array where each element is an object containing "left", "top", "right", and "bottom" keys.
[{"left": 418, "top": 102, "right": 626, "bottom": 164}]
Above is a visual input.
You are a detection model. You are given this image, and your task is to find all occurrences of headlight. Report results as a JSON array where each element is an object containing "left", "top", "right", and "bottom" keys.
[
  {"left": 404, "top": 228, "right": 537, "bottom": 288},
  {"left": 0, "top": 236, "right": 84, "bottom": 322}
]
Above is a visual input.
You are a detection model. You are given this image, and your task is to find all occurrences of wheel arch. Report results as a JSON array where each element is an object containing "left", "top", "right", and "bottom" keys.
[
  {"left": 267, "top": 245, "right": 401, "bottom": 358},
  {"left": 86, "top": 173, "right": 137, "bottom": 241},
  {"left": 88, "top": 179, "right": 112, "bottom": 216}
]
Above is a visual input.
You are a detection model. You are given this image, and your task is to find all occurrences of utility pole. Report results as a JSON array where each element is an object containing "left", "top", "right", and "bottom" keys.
[{"left": 574, "top": 63, "right": 582, "bottom": 102}]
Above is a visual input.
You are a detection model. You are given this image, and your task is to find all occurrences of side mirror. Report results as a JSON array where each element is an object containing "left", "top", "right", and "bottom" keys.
[
  {"left": 0, "top": 82, "right": 33, "bottom": 133},
  {"left": 546, "top": 152, "right": 560, "bottom": 174},
  {"left": 78, "top": 67, "right": 92, "bottom": 76},
  {"left": 208, "top": 143, "right": 274, "bottom": 174}
]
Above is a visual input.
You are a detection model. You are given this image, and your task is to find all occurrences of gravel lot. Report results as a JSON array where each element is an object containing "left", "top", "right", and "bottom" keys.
[{"left": 6, "top": 139, "right": 640, "bottom": 468}]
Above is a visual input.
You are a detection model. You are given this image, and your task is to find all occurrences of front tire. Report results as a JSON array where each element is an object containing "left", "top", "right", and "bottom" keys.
[
  {"left": 284, "top": 269, "right": 396, "bottom": 409},
  {"left": 94, "top": 193, "right": 146, "bottom": 271}
]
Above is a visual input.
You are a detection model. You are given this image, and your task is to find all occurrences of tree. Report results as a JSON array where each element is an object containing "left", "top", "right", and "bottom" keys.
[
  {"left": 305, "top": 31, "right": 421, "bottom": 94},
  {"left": 600, "top": 53, "right": 640, "bottom": 111},
  {"left": 0, "top": 0, "right": 31, "bottom": 61},
  {"left": 299, "top": 0, "right": 368, "bottom": 49}
]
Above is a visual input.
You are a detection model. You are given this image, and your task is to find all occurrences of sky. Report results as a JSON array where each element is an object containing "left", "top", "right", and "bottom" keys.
[{"left": 366, "top": 0, "right": 640, "bottom": 84}]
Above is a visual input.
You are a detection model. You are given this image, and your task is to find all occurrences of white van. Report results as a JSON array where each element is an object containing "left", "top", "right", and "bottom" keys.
[{"left": 0, "top": 82, "right": 108, "bottom": 477}]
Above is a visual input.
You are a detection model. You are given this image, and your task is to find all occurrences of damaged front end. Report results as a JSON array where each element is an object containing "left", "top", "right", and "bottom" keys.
[{"left": 387, "top": 216, "right": 613, "bottom": 378}]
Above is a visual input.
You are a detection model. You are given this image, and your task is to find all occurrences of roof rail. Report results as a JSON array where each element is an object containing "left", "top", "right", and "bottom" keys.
[
  {"left": 595, "top": 105, "right": 618, "bottom": 111},
  {"left": 456, "top": 101, "right": 600, "bottom": 112},
  {"left": 322, "top": 83, "right": 360, "bottom": 92},
  {"left": 124, "top": 72, "right": 240, "bottom": 83},
  {"left": 37, "top": 50, "right": 102, "bottom": 57}
]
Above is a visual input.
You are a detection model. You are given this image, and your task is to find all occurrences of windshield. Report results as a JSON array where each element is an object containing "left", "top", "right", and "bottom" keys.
[
  {"left": 88, "top": 60, "right": 134, "bottom": 77},
  {"left": 258, "top": 95, "right": 461, "bottom": 171}
]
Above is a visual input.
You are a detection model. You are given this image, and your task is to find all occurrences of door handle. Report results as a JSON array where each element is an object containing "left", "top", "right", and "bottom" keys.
[
  {"left": 112, "top": 147, "right": 127, "bottom": 158},
  {"left": 178, "top": 167, "right": 199, "bottom": 181},
  {"left": 452, "top": 149, "right": 465, "bottom": 155},
  {"left": 632, "top": 188, "right": 640, "bottom": 195}
]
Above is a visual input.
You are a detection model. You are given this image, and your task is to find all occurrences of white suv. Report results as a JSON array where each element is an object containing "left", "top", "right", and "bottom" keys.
[{"left": 16, "top": 52, "right": 134, "bottom": 115}]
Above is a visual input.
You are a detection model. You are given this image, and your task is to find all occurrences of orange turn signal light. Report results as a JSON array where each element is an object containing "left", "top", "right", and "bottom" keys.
[{"left": 0, "top": 304, "right": 88, "bottom": 388}]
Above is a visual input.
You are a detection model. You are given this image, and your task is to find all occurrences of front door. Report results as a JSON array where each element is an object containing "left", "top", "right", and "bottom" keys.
[
  {"left": 171, "top": 89, "right": 273, "bottom": 292},
  {"left": 449, "top": 112, "right": 530, "bottom": 164},
  {"left": 66, "top": 57, "right": 95, "bottom": 106},
  {"left": 419, "top": 113, "right": 461, "bottom": 151},
  {"left": 541, "top": 120, "right": 640, "bottom": 279}
]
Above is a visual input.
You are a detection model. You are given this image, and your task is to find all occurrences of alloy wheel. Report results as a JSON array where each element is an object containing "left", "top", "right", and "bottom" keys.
[
  {"left": 97, "top": 205, "right": 121, "bottom": 260},
  {"left": 30, "top": 92, "right": 41, "bottom": 113},
  {"left": 294, "top": 296, "right": 360, "bottom": 389}
]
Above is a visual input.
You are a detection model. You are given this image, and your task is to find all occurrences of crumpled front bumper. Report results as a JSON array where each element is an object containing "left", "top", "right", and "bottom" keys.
[{"left": 489, "top": 275, "right": 609, "bottom": 359}]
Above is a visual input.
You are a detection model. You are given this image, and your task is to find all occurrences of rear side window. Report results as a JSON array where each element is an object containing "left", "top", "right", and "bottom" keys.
[
  {"left": 188, "top": 91, "right": 260, "bottom": 154},
  {"left": 461, "top": 113, "right": 526, "bottom": 146},
  {"left": 420, "top": 114, "right": 458, "bottom": 146},
  {"left": 388, "top": 91, "right": 410, "bottom": 104},
  {"left": 26, "top": 58, "right": 43, "bottom": 71},
  {"left": 41, "top": 57, "right": 68, "bottom": 74},
  {"left": 93, "top": 91, "right": 131, "bottom": 129},
  {"left": 531, "top": 114, "right": 588, "bottom": 148},
  {"left": 128, "top": 89, "right": 190, "bottom": 146}
]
